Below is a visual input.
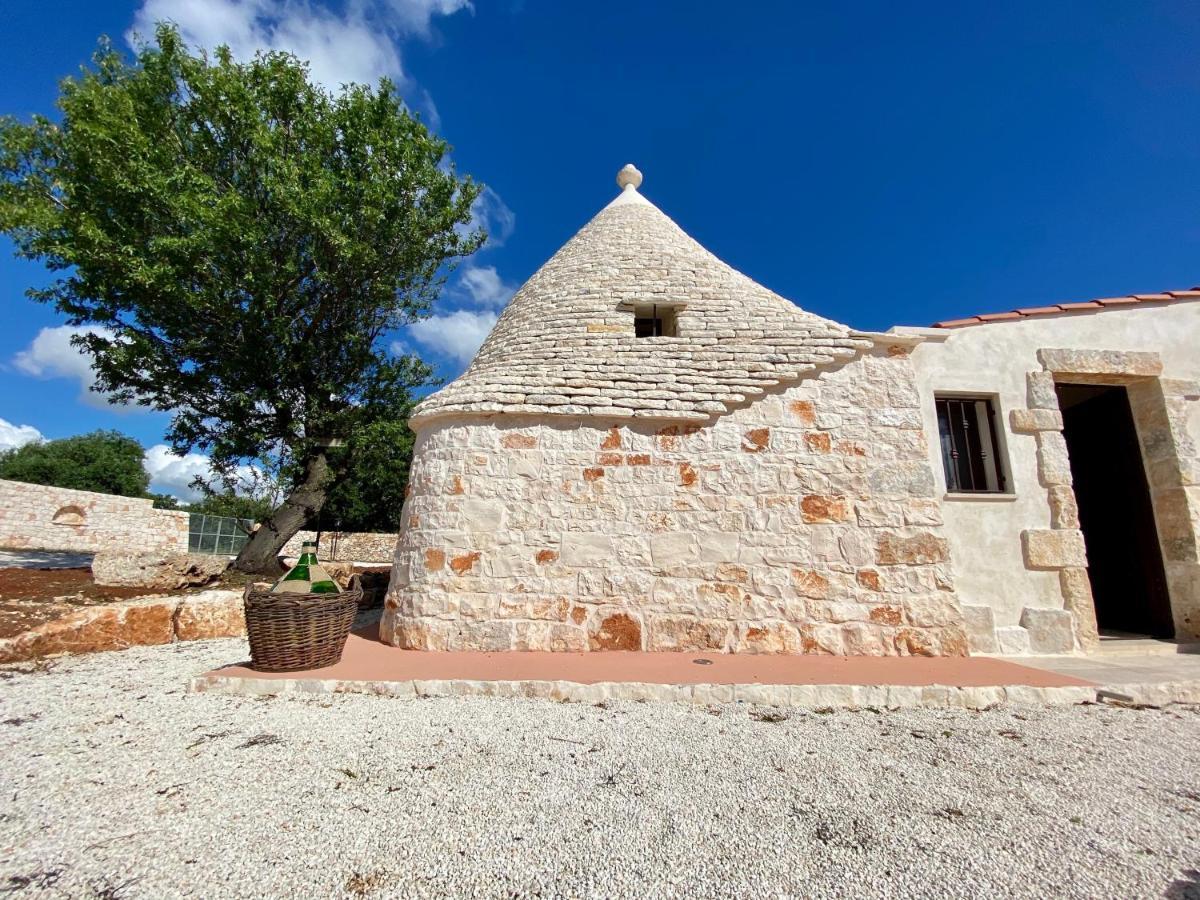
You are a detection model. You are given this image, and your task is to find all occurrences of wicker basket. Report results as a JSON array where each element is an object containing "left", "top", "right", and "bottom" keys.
[{"left": 243, "top": 575, "right": 362, "bottom": 672}]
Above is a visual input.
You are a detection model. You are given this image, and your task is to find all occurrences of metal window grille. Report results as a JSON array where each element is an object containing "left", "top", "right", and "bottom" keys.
[
  {"left": 188, "top": 513, "right": 253, "bottom": 556},
  {"left": 936, "top": 397, "right": 1006, "bottom": 493},
  {"left": 633, "top": 304, "right": 677, "bottom": 337}
]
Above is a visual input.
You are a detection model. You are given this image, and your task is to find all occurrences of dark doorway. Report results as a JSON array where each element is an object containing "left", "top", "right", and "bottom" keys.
[{"left": 1057, "top": 383, "right": 1173, "bottom": 638}]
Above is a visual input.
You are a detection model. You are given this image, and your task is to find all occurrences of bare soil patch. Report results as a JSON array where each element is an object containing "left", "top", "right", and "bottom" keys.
[{"left": 0, "top": 567, "right": 185, "bottom": 640}]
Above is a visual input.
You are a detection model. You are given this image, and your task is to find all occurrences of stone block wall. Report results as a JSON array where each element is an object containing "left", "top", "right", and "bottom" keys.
[
  {"left": 0, "top": 479, "right": 188, "bottom": 555},
  {"left": 282, "top": 531, "right": 396, "bottom": 563},
  {"left": 382, "top": 347, "right": 969, "bottom": 655}
]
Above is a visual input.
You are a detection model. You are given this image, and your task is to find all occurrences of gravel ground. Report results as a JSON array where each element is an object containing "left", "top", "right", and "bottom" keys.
[{"left": 1, "top": 640, "right": 1199, "bottom": 899}]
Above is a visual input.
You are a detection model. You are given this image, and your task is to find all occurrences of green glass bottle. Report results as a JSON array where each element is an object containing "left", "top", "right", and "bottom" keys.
[{"left": 271, "top": 540, "right": 340, "bottom": 594}]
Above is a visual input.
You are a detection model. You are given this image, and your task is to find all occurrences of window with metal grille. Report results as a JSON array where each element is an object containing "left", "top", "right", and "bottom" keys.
[
  {"left": 935, "top": 396, "right": 1007, "bottom": 493},
  {"left": 633, "top": 304, "right": 677, "bottom": 337}
]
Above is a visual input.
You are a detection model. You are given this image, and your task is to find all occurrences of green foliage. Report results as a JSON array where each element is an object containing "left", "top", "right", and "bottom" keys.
[
  {"left": 319, "top": 418, "right": 416, "bottom": 532},
  {"left": 147, "top": 492, "right": 181, "bottom": 510},
  {"left": 186, "top": 491, "right": 274, "bottom": 523},
  {"left": 0, "top": 430, "right": 149, "bottom": 497},
  {"left": 0, "top": 25, "right": 482, "bottom": 519}
]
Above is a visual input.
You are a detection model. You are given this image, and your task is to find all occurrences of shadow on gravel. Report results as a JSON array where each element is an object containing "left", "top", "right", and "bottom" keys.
[{"left": 1165, "top": 869, "right": 1200, "bottom": 899}]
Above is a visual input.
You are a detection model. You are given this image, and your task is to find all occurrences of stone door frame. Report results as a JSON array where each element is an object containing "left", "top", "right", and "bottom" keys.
[{"left": 1012, "top": 348, "right": 1200, "bottom": 651}]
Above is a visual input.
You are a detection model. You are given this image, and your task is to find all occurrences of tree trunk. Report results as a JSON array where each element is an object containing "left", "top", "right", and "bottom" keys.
[{"left": 231, "top": 451, "right": 331, "bottom": 575}]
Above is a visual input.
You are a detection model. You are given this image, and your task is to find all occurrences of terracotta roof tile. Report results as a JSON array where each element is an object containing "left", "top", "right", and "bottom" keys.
[{"left": 933, "top": 287, "right": 1200, "bottom": 328}]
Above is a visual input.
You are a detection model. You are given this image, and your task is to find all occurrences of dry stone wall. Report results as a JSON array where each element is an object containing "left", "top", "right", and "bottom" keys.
[
  {"left": 282, "top": 531, "right": 396, "bottom": 563},
  {"left": 383, "top": 347, "right": 968, "bottom": 655},
  {"left": 0, "top": 479, "right": 188, "bottom": 555}
]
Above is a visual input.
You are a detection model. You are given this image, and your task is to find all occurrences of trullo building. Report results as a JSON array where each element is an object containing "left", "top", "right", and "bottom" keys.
[{"left": 382, "top": 165, "right": 1200, "bottom": 657}]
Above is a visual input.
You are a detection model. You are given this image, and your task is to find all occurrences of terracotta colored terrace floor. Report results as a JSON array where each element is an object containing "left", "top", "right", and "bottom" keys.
[{"left": 208, "top": 623, "right": 1095, "bottom": 689}]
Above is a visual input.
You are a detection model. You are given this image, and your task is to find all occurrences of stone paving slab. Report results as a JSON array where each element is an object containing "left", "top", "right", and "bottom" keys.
[{"left": 192, "top": 624, "right": 1134, "bottom": 710}]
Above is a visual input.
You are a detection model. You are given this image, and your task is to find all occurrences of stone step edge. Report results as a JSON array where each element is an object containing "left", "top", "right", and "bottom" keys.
[{"left": 189, "top": 673, "right": 1169, "bottom": 709}]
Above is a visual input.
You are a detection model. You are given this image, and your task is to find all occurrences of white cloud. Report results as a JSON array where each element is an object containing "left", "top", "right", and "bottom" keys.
[
  {"left": 128, "top": 0, "right": 471, "bottom": 94},
  {"left": 456, "top": 264, "right": 516, "bottom": 307},
  {"left": 12, "top": 325, "right": 124, "bottom": 410},
  {"left": 0, "top": 419, "right": 43, "bottom": 452},
  {"left": 466, "top": 186, "right": 516, "bottom": 247},
  {"left": 143, "top": 444, "right": 216, "bottom": 501},
  {"left": 408, "top": 308, "right": 497, "bottom": 365}
]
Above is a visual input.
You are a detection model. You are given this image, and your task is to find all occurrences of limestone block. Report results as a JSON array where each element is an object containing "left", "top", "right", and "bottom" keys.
[
  {"left": 1047, "top": 486, "right": 1080, "bottom": 529},
  {"left": 960, "top": 604, "right": 999, "bottom": 654},
  {"left": 173, "top": 591, "right": 246, "bottom": 641},
  {"left": 460, "top": 499, "right": 505, "bottom": 531},
  {"left": 867, "top": 462, "right": 936, "bottom": 497},
  {"left": 1021, "top": 529, "right": 1087, "bottom": 569},
  {"left": 588, "top": 611, "right": 643, "bottom": 650},
  {"left": 1036, "top": 348, "right": 1162, "bottom": 378},
  {"left": 1026, "top": 371, "right": 1060, "bottom": 410},
  {"left": 1036, "top": 431, "right": 1074, "bottom": 486},
  {"left": 647, "top": 615, "right": 730, "bottom": 651},
  {"left": 800, "top": 494, "right": 851, "bottom": 523},
  {"left": 92, "top": 551, "right": 227, "bottom": 590},
  {"left": 995, "top": 625, "right": 1031, "bottom": 655},
  {"left": 875, "top": 531, "right": 950, "bottom": 566},
  {"left": 735, "top": 621, "right": 803, "bottom": 653},
  {"left": 1059, "top": 567, "right": 1098, "bottom": 649},
  {"left": 1009, "top": 408, "right": 1063, "bottom": 434},
  {"left": 1019, "top": 607, "right": 1075, "bottom": 654},
  {"left": 650, "top": 532, "right": 697, "bottom": 568},
  {"left": 561, "top": 533, "right": 615, "bottom": 566}
]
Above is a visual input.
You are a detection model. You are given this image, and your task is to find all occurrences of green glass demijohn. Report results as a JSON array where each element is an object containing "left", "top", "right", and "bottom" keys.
[{"left": 271, "top": 540, "right": 340, "bottom": 594}]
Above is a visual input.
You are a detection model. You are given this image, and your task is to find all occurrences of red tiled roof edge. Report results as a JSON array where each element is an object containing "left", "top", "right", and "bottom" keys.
[{"left": 932, "top": 288, "right": 1200, "bottom": 329}]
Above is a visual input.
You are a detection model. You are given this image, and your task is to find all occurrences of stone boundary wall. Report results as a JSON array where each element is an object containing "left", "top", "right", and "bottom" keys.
[
  {"left": 0, "top": 479, "right": 188, "bottom": 555},
  {"left": 282, "top": 531, "right": 396, "bottom": 563},
  {"left": 0, "top": 589, "right": 244, "bottom": 663},
  {"left": 384, "top": 346, "right": 969, "bottom": 655}
]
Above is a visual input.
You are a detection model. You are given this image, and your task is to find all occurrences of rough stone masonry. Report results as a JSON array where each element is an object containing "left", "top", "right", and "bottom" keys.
[{"left": 382, "top": 165, "right": 968, "bottom": 655}]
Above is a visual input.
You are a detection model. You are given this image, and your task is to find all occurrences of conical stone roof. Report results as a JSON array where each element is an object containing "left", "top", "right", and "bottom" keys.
[{"left": 410, "top": 165, "right": 872, "bottom": 427}]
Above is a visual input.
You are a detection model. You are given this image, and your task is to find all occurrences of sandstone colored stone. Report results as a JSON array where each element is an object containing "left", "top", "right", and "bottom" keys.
[
  {"left": 535, "top": 549, "right": 559, "bottom": 565},
  {"left": 960, "top": 604, "right": 999, "bottom": 654},
  {"left": 1009, "top": 408, "right": 1064, "bottom": 434},
  {"left": 583, "top": 467, "right": 605, "bottom": 482},
  {"left": 589, "top": 612, "right": 642, "bottom": 651},
  {"left": 678, "top": 462, "right": 698, "bottom": 487},
  {"left": 876, "top": 532, "right": 949, "bottom": 566},
  {"left": 600, "top": 427, "right": 622, "bottom": 450},
  {"left": 1019, "top": 607, "right": 1075, "bottom": 654},
  {"left": 174, "top": 592, "right": 246, "bottom": 641},
  {"left": 804, "top": 432, "right": 832, "bottom": 454},
  {"left": 856, "top": 569, "right": 882, "bottom": 591},
  {"left": 1021, "top": 529, "right": 1087, "bottom": 570},
  {"left": 868, "top": 605, "right": 903, "bottom": 626},
  {"left": 800, "top": 494, "right": 850, "bottom": 524},
  {"left": 788, "top": 400, "right": 816, "bottom": 425},
  {"left": 1047, "top": 486, "right": 1080, "bottom": 529},
  {"left": 598, "top": 452, "right": 623, "bottom": 466},
  {"left": 648, "top": 615, "right": 729, "bottom": 651},
  {"left": 500, "top": 433, "right": 538, "bottom": 449},
  {"left": 1059, "top": 567, "right": 1099, "bottom": 649},
  {"left": 626, "top": 453, "right": 652, "bottom": 466},
  {"left": 1036, "top": 431, "right": 1074, "bottom": 487},
  {"left": 1036, "top": 348, "right": 1163, "bottom": 378},
  {"left": 92, "top": 551, "right": 227, "bottom": 590},
  {"left": 791, "top": 568, "right": 830, "bottom": 599},
  {"left": 424, "top": 548, "right": 445, "bottom": 571},
  {"left": 1026, "top": 371, "right": 1060, "bottom": 410},
  {"left": 737, "top": 621, "right": 802, "bottom": 653},
  {"left": 742, "top": 428, "right": 770, "bottom": 453},
  {"left": 449, "top": 551, "right": 481, "bottom": 575}
]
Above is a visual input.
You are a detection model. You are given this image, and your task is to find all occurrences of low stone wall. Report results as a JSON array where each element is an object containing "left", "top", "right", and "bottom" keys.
[
  {"left": 0, "top": 589, "right": 244, "bottom": 664},
  {"left": 282, "top": 531, "right": 395, "bottom": 563},
  {"left": 0, "top": 479, "right": 189, "bottom": 555}
]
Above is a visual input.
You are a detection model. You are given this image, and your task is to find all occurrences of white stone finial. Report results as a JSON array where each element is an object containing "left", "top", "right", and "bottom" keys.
[{"left": 616, "top": 163, "right": 643, "bottom": 191}]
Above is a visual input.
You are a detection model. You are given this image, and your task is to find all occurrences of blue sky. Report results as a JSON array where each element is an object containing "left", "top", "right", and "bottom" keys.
[{"left": 1, "top": 0, "right": 1198, "bottom": 496}]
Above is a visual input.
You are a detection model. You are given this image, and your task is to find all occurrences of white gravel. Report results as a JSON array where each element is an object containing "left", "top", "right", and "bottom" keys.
[{"left": 1, "top": 639, "right": 1199, "bottom": 899}]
